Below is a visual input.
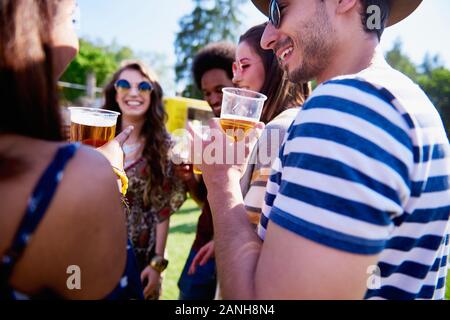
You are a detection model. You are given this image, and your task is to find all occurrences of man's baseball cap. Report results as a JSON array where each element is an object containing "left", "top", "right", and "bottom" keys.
[{"left": 251, "top": 0, "right": 423, "bottom": 27}]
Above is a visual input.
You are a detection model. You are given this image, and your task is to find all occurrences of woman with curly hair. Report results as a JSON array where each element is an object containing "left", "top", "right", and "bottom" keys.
[
  {"left": 0, "top": 0, "right": 143, "bottom": 300},
  {"left": 103, "top": 61, "right": 186, "bottom": 300}
]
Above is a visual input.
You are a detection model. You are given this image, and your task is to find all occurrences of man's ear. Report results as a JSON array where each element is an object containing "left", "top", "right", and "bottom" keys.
[{"left": 335, "top": 0, "right": 358, "bottom": 14}]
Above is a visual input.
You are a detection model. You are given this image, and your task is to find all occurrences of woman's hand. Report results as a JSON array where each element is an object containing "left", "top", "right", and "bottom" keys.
[
  {"left": 173, "top": 163, "right": 195, "bottom": 183},
  {"left": 140, "top": 265, "right": 162, "bottom": 300},
  {"left": 188, "top": 240, "right": 215, "bottom": 275},
  {"left": 96, "top": 126, "right": 134, "bottom": 171}
]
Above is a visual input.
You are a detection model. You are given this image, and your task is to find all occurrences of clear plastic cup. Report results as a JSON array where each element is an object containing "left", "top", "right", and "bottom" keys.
[
  {"left": 68, "top": 107, "right": 120, "bottom": 147},
  {"left": 220, "top": 88, "right": 267, "bottom": 141}
]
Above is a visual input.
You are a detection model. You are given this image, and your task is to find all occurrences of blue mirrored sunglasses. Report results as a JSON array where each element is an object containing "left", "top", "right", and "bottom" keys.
[
  {"left": 269, "top": 0, "right": 281, "bottom": 29},
  {"left": 115, "top": 79, "right": 153, "bottom": 94}
]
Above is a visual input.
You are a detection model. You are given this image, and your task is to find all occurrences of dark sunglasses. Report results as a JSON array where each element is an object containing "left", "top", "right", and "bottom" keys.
[
  {"left": 114, "top": 79, "right": 153, "bottom": 95},
  {"left": 269, "top": 0, "right": 281, "bottom": 29}
]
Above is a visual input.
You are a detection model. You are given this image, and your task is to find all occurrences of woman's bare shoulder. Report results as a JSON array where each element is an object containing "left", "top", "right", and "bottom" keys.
[
  {"left": 43, "top": 142, "right": 121, "bottom": 210},
  {"left": 47, "top": 145, "right": 127, "bottom": 298},
  {"left": 8, "top": 141, "right": 127, "bottom": 299}
]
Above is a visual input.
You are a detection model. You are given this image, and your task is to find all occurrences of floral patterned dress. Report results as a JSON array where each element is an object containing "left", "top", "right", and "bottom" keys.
[{"left": 125, "top": 157, "right": 187, "bottom": 273}]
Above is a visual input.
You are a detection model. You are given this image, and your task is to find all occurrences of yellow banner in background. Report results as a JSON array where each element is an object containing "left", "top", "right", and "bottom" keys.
[{"left": 164, "top": 96, "right": 212, "bottom": 133}]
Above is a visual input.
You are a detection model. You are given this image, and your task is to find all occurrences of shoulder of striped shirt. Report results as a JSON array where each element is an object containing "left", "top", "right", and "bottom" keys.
[
  {"left": 262, "top": 108, "right": 299, "bottom": 141},
  {"left": 267, "top": 108, "right": 300, "bottom": 128},
  {"left": 321, "top": 63, "right": 429, "bottom": 113},
  {"left": 306, "top": 67, "right": 429, "bottom": 131},
  {"left": 314, "top": 66, "right": 446, "bottom": 148}
]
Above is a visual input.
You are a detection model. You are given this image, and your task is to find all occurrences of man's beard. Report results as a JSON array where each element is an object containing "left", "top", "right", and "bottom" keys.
[{"left": 284, "top": 4, "right": 335, "bottom": 83}]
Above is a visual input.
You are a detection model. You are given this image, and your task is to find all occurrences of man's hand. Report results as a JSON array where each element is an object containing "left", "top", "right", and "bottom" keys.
[
  {"left": 188, "top": 240, "right": 215, "bottom": 275},
  {"left": 187, "top": 118, "right": 264, "bottom": 186}
]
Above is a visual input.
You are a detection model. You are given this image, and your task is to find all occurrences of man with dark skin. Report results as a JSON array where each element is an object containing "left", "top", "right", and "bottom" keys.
[{"left": 176, "top": 42, "right": 236, "bottom": 300}]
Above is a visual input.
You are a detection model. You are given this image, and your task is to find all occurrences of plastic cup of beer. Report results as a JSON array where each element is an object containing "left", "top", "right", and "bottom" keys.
[
  {"left": 68, "top": 107, "right": 120, "bottom": 147},
  {"left": 220, "top": 88, "right": 267, "bottom": 141}
]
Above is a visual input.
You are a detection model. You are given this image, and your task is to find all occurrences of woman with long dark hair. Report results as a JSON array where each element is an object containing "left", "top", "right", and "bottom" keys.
[
  {"left": 234, "top": 22, "right": 311, "bottom": 225},
  {"left": 0, "top": 0, "right": 142, "bottom": 299},
  {"left": 233, "top": 23, "right": 310, "bottom": 125},
  {"left": 103, "top": 61, "right": 186, "bottom": 300}
]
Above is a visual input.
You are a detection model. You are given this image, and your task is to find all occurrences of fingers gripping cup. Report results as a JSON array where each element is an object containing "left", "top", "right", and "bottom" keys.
[
  {"left": 68, "top": 107, "right": 120, "bottom": 147},
  {"left": 220, "top": 88, "right": 267, "bottom": 141}
]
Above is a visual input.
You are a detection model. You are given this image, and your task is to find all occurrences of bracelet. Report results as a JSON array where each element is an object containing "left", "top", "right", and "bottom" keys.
[
  {"left": 112, "top": 166, "right": 129, "bottom": 196},
  {"left": 149, "top": 255, "right": 169, "bottom": 273}
]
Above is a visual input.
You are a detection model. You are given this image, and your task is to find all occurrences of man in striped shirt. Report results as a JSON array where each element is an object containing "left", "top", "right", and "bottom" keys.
[{"left": 198, "top": 0, "right": 449, "bottom": 299}]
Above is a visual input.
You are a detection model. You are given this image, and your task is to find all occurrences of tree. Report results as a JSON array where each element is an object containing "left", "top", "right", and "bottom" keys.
[
  {"left": 420, "top": 53, "right": 444, "bottom": 76},
  {"left": 106, "top": 40, "right": 135, "bottom": 63},
  {"left": 385, "top": 39, "right": 419, "bottom": 81},
  {"left": 140, "top": 51, "right": 176, "bottom": 96},
  {"left": 417, "top": 68, "right": 450, "bottom": 136},
  {"left": 60, "top": 39, "right": 134, "bottom": 102},
  {"left": 174, "top": 0, "right": 244, "bottom": 98},
  {"left": 385, "top": 39, "right": 450, "bottom": 137}
]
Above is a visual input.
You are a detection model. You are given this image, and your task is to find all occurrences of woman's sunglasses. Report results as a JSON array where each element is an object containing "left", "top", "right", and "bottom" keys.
[
  {"left": 114, "top": 79, "right": 153, "bottom": 95},
  {"left": 269, "top": 0, "right": 281, "bottom": 29}
]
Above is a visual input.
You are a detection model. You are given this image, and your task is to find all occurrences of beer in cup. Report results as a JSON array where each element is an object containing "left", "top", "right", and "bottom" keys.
[
  {"left": 68, "top": 107, "right": 120, "bottom": 147},
  {"left": 220, "top": 88, "right": 267, "bottom": 141}
]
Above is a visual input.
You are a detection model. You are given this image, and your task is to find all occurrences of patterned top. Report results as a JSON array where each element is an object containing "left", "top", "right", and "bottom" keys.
[
  {"left": 125, "top": 157, "right": 187, "bottom": 272},
  {"left": 0, "top": 143, "right": 143, "bottom": 300},
  {"left": 240, "top": 108, "right": 299, "bottom": 226},
  {"left": 258, "top": 54, "right": 450, "bottom": 300}
]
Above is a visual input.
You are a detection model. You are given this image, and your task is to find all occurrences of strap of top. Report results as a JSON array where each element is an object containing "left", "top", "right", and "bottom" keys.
[
  {"left": 0, "top": 143, "right": 143, "bottom": 300},
  {"left": 104, "top": 240, "right": 144, "bottom": 300},
  {"left": 1, "top": 143, "right": 80, "bottom": 280}
]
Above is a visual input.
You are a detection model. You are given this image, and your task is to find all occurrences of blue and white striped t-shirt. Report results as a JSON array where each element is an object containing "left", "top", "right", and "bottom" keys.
[{"left": 257, "top": 55, "right": 450, "bottom": 300}]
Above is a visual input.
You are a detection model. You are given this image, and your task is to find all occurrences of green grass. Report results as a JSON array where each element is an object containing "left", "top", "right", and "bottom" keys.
[
  {"left": 161, "top": 198, "right": 201, "bottom": 300},
  {"left": 161, "top": 198, "right": 450, "bottom": 300},
  {"left": 447, "top": 272, "right": 450, "bottom": 300}
]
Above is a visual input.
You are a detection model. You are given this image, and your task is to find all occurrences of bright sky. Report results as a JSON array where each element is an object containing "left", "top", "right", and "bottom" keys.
[{"left": 77, "top": 0, "right": 450, "bottom": 95}]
